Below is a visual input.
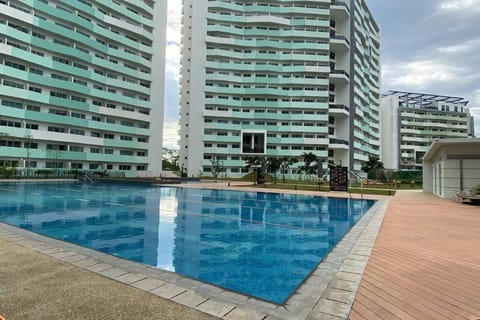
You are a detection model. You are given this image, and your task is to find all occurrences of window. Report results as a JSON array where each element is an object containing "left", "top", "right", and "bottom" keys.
[
  {"left": 49, "top": 108, "right": 67, "bottom": 116},
  {"left": 119, "top": 165, "right": 132, "bottom": 170},
  {"left": 241, "top": 131, "right": 266, "bottom": 154},
  {"left": 29, "top": 67, "right": 43, "bottom": 75},
  {"left": 4, "top": 61, "right": 26, "bottom": 70},
  {"left": 27, "top": 105, "right": 40, "bottom": 112},
  {"left": 48, "top": 126, "right": 66, "bottom": 133},
  {"left": 3, "top": 80, "right": 24, "bottom": 89},
  {"left": 70, "top": 146, "right": 84, "bottom": 152},
  {"left": 50, "top": 91, "right": 67, "bottom": 99},
  {"left": 0, "top": 120, "right": 21, "bottom": 127},
  {"left": 29, "top": 86, "right": 42, "bottom": 93},
  {"left": 70, "top": 129, "right": 85, "bottom": 135},
  {"left": 71, "top": 112, "right": 85, "bottom": 119},
  {"left": 25, "top": 123, "right": 39, "bottom": 130},
  {"left": 1, "top": 100, "right": 23, "bottom": 108},
  {"left": 71, "top": 95, "right": 86, "bottom": 103}
]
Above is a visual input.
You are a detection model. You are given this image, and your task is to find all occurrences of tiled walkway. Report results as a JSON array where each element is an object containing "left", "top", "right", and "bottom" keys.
[{"left": 349, "top": 191, "right": 480, "bottom": 320}]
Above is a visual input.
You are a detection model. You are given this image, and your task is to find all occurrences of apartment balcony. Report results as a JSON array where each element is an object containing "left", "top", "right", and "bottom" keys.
[
  {"left": 329, "top": 137, "right": 349, "bottom": 150},
  {"left": 330, "top": 1, "right": 350, "bottom": 20},
  {"left": 329, "top": 35, "right": 350, "bottom": 51},
  {"left": 329, "top": 69, "right": 350, "bottom": 84},
  {"left": 328, "top": 104, "right": 349, "bottom": 116}
]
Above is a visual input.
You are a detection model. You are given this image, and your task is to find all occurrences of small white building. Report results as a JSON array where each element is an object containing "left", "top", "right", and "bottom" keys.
[{"left": 423, "top": 139, "right": 480, "bottom": 198}]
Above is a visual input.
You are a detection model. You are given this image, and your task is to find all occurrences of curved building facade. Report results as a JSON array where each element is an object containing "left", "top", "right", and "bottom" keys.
[
  {"left": 0, "top": 0, "right": 166, "bottom": 177},
  {"left": 179, "top": 0, "right": 380, "bottom": 177}
]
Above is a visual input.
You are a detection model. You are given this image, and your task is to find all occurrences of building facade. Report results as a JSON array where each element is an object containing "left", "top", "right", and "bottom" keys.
[
  {"left": 380, "top": 91, "right": 471, "bottom": 171},
  {"left": 178, "top": 0, "right": 380, "bottom": 178},
  {"left": 423, "top": 138, "right": 480, "bottom": 199},
  {"left": 0, "top": 0, "right": 167, "bottom": 177}
]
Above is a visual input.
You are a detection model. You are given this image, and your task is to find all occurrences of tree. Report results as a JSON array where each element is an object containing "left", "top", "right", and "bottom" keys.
[
  {"left": 244, "top": 156, "right": 263, "bottom": 170},
  {"left": 266, "top": 157, "right": 281, "bottom": 182},
  {"left": 162, "top": 158, "right": 179, "bottom": 171},
  {"left": 210, "top": 157, "right": 224, "bottom": 179},
  {"left": 361, "top": 156, "right": 384, "bottom": 180},
  {"left": 244, "top": 156, "right": 267, "bottom": 184},
  {"left": 280, "top": 157, "right": 297, "bottom": 183},
  {"left": 299, "top": 152, "right": 318, "bottom": 180}
]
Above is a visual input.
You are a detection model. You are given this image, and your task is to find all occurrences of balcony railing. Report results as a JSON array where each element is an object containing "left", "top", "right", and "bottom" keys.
[
  {"left": 330, "top": 35, "right": 350, "bottom": 46},
  {"left": 329, "top": 138, "right": 349, "bottom": 146},
  {"left": 329, "top": 104, "right": 350, "bottom": 112},
  {"left": 331, "top": 1, "right": 350, "bottom": 14},
  {"left": 330, "top": 69, "right": 350, "bottom": 78}
]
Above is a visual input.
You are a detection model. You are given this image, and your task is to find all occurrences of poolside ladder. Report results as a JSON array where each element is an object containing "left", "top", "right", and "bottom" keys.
[{"left": 84, "top": 174, "right": 94, "bottom": 184}]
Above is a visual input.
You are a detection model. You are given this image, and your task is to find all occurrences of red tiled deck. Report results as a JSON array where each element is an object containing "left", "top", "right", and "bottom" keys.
[{"left": 349, "top": 191, "right": 480, "bottom": 320}]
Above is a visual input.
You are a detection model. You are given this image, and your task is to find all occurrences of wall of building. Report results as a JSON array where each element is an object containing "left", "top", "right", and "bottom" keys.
[
  {"left": 380, "top": 95, "right": 400, "bottom": 170},
  {"left": 424, "top": 143, "right": 480, "bottom": 198},
  {"left": 179, "top": 0, "right": 380, "bottom": 178},
  {"left": 0, "top": 1, "right": 166, "bottom": 177},
  {"left": 381, "top": 92, "right": 470, "bottom": 172}
]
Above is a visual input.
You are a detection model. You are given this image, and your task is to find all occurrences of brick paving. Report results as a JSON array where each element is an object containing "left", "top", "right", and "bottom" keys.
[{"left": 349, "top": 191, "right": 480, "bottom": 320}]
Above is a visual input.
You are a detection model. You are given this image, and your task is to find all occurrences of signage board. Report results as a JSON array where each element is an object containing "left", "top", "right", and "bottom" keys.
[{"left": 330, "top": 166, "right": 348, "bottom": 191}]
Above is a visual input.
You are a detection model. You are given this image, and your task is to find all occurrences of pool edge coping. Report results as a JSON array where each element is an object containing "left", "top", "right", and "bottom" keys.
[{"left": 0, "top": 190, "right": 389, "bottom": 320}]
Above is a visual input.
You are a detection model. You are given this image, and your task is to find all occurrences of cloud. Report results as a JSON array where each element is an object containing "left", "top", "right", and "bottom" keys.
[
  {"left": 163, "top": 0, "right": 182, "bottom": 149},
  {"left": 439, "top": 0, "right": 480, "bottom": 12},
  {"left": 162, "top": 121, "right": 180, "bottom": 149},
  {"left": 383, "top": 59, "right": 464, "bottom": 90},
  {"left": 165, "top": 0, "right": 182, "bottom": 81}
]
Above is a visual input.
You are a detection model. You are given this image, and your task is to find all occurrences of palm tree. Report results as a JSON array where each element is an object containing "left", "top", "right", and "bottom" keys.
[
  {"left": 300, "top": 152, "right": 318, "bottom": 180},
  {"left": 361, "top": 156, "right": 384, "bottom": 180},
  {"left": 266, "top": 157, "right": 281, "bottom": 183},
  {"left": 280, "top": 157, "right": 297, "bottom": 183}
]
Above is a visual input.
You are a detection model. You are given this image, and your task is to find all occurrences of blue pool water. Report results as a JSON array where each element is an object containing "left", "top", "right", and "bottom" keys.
[{"left": 0, "top": 182, "right": 375, "bottom": 303}]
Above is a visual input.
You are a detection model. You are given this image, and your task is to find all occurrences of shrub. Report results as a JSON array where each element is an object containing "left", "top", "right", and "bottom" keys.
[
  {"left": 0, "top": 167, "right": 15, "bottom": 178},
  {"left": 36, "top": 169, "right": 54, "bottom": 178}
]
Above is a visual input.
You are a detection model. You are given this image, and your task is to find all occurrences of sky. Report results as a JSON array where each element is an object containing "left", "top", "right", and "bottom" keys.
[{"left": 162, "top": 0, "right": 480, "bottom": 148}]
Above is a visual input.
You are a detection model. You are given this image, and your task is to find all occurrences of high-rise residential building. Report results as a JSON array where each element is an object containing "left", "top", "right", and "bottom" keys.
[
  {"left": 178, "top": 0, "right": 380, "bottom": 178},
  {"left": 380, "top": 91, "right": 471, "bottom": 171},
  {"left": 0, "top": 0, "right": 167, "bottom": 177}
]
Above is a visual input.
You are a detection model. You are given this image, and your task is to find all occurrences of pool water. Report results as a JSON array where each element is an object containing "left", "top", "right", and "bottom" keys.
[{"left": 0, "top": 182, "right": 375, "bottom": 303}]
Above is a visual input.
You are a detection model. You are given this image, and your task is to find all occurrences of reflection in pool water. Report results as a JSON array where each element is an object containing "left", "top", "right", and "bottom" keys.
[{"left": 0, "top": 182, "right": 375, "bottom": 303}]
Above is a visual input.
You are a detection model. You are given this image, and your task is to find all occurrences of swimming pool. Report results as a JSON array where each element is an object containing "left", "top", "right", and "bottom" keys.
[{"left": 0, "top": 182, "right": 375, "bottom": 304}]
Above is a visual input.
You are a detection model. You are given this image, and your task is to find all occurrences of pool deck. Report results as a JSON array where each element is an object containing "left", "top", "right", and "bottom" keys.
[
  {"left": 0, "top": 183, "right": 479, "bottom": 319},
  {"left": 348, "top": 190, "right": 480, "bottom": 320}
]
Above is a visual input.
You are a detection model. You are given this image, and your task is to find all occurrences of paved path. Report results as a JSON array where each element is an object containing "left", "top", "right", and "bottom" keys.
[
  {"left": 0, "top": 238, "right": 216, "bottom": 320},
  {"left": 349, "top": 190, "right": 480, "bottom": 320}
]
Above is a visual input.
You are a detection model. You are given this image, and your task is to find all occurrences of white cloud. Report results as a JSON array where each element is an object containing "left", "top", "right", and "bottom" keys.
[
  {"left": 162, "top": 121, "right": 179, "bottom": 149},
  {"left": 163, "top": 0, "right": 182, "bottom": 149},
  {"left": 383, "top": 59, "right": 471, "bottom": 90},
  {"left": 165, "top": 0, "right": 182, "bottom": 81},
  {"left": 439, "top": 0, "right": 480, "bottom": 12},
  {"left": 436, "top": 39, "right": 480, "bottom": 54},
  {"left": 382, "top": 37, "right": 480, "bottom": 93}
]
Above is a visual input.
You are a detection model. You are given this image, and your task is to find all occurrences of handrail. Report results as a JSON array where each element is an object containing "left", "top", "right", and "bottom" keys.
[{"left": 84, "top": 174, "right": 94, "bottom": 184}]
